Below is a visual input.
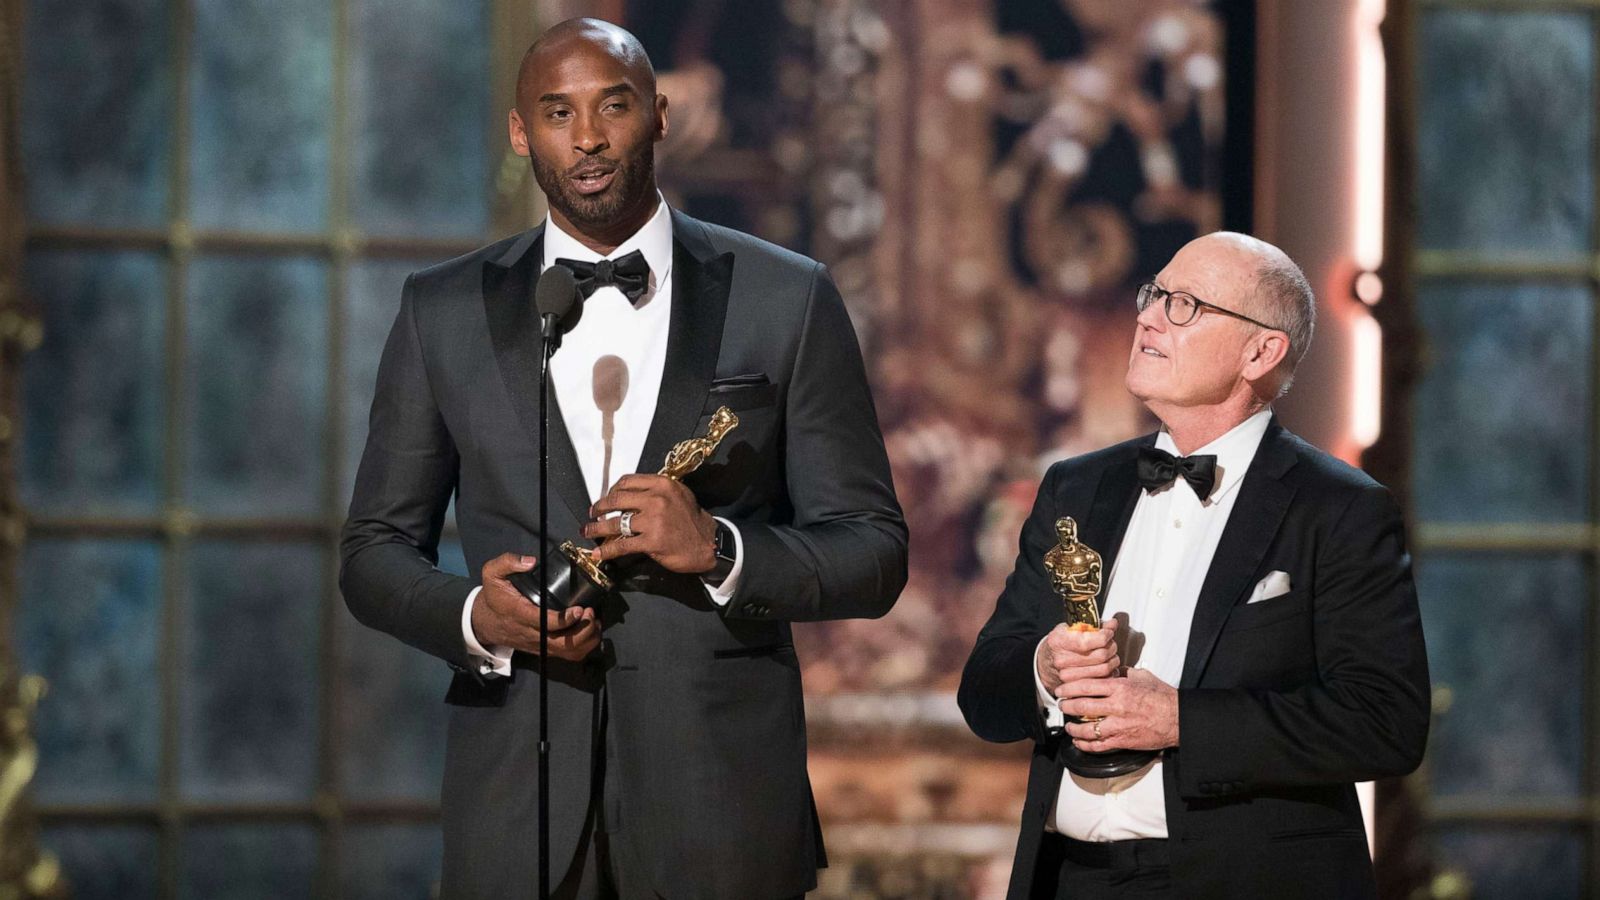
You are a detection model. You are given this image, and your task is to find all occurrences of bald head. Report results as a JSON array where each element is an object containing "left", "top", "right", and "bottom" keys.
[
  {"left": 516, "top": 18, "right": 656, "bottom": 112},
  {"left": 1190, "top": 231, "right": 1316, "bottom": 393}
]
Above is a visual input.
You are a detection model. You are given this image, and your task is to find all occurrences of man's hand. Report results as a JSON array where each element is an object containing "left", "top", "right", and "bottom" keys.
[
  {"left": 584, "top": 474, "right": 718, "bottom": 573},
  {"left": 471, "top": 553, "right": 600, "bottom": 661},
  {"left": 1060, "top": 668, "right": 1180, "bottom": 752},
  {"left": 1036, "top": 618, "right": 1122, "bottom": 694}
]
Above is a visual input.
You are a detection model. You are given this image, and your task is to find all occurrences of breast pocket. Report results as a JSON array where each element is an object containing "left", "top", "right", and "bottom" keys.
[
  {"left": 704, "top": 376, "right": 778, "bottom": 413},
  {"left": 1222, "top": 592, "right": 1311, "bottom": 634}
]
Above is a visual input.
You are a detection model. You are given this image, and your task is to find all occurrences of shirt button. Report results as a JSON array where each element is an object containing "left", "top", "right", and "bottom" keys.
[
  {"left": 1173, "top": 518, "right": 1183, "bottom": 529},
  {"left": 1156, "top": 588, "right": 1166, "bottom": 599}
]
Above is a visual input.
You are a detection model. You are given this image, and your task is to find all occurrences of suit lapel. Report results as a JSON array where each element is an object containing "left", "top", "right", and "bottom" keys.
[
  {"left": 1179, "top": 420, "right": 1300, "bottom": 688},
  {"left": 633, "top": 210, "right": 733, "bottom": 474},
  {"left": 481, "top": 227, "right": 593, "bottom": 527},
  {"left": 1083, "top": 437, "right": 1157, "bottom": 618}
]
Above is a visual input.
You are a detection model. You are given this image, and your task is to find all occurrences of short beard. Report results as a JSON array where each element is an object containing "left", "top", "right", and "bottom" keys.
[{"left": 531, "top": 148, "right": 656, "bottom": 235}]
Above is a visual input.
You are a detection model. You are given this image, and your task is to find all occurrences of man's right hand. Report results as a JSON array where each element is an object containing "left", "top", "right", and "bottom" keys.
[
  {"left": 1036, "top": 618, "right": 1121, "bottom": 695},
  {"left": 471, "top": 553, "right": 601, "bottom": 661}
]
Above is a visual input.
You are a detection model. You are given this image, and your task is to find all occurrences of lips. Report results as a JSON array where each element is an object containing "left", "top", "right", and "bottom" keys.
[
  {"left": 569, "top": 166, "right": 617, "bottom": 196},
  {"left": 1138, "top": 345, "right": 1167, "bottom": 359}
]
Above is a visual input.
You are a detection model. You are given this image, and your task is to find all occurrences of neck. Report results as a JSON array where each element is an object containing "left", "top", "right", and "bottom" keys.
[
  {"left": 552, "top": 188, "right": 659, "bottom": 255},
  {"left": 1150, "top": 397, "right": 1267, "bottom": 455}
]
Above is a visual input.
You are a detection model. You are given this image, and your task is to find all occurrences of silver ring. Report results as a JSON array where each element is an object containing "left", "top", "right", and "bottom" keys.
[
  {"left": 1092, "top": 720, "right": 1103, "bottom": 741},
  {"left": 618, "top": 511, "right": 635, "bottom": 538}
]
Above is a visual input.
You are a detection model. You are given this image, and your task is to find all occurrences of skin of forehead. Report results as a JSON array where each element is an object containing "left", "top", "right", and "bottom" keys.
[{"left": 516, "top": 19, "right": 657, "bottom": 109}]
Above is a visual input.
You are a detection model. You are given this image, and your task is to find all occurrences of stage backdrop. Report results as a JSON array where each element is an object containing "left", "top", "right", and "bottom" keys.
[{"left": 8, "top": 0, "right": 1244, "bottom": 896}]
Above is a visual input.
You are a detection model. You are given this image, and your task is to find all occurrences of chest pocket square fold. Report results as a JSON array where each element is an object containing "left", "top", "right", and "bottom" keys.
[{"left": 1247, "top": 570, "right": 1292, "bottom": 604}]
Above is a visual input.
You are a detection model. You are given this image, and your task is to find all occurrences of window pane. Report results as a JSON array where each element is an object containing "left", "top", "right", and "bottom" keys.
[
  {"left": 22, "top": 0, "right": 171, "bottom": 228},
  {"left": 189, "top": 0, "right": 332, "bottom": 231},
  {"left": 337, "top": 606, "right": 448, "bottom": 802},
  {"left": 22, "top": 251, "right": 165, "bottom": 516},
  {"left": 1412, "top": 281, "right": 1591, "bottom": 523},
  {"left": 181, "top": 541, "right": 321, "bottom": 803},
  {"left": 341, "top": 258, "right": 439, "bottom": 502},
  {"left": 1418, "top": 10, "right": 1594, "bottom": 255},
  {"left": 42, "top": 825, "right": 160, "bottom": 900},
  {"left": 349, "top": 0, "right": 490, "bottom": 237},
  {"left": 1433, "top": 827, "right": 1582, "bottom": 900},
  {"left": 185, "top": 256, "right": 327, "bottom": 516},
  {"left": 1417, "top": 553, "right": 1584, "bottom": 798},
  {"left": 19, "top": 539, "right": 162, "bottom": 804},
  {"left": 341, "top": 824, "right": 442, "bottom": 900},
  {"left": 180, "top": 825, "right": 318, "bottom": 900}
]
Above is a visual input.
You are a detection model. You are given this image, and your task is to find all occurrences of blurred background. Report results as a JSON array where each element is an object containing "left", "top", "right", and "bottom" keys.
[{"left": 0, "top": 0, "right": 1589, "bottom": 896}]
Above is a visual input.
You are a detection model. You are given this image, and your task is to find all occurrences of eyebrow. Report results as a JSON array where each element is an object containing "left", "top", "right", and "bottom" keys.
[{"left": 538, "top": 83, "right": 638, "bottom": 104}]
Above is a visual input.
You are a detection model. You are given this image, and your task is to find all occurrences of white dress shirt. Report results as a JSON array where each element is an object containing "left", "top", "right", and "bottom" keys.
[
  {"left": 1035, "top": 409, "right": 1272, "bottom": 840},
  {"left": 460, "top": 198, "right": 744, "bottom": 675}
]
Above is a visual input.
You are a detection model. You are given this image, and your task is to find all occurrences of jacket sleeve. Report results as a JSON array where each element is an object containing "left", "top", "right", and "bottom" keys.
[
  {"left": 957, "top": 464, "right": 1063, "bottom": 745},
  {"left": 339, "top": 274, "right": 478, "bottom": 666},
  {"left": 1176, "top": 484, "right": 1431, "bottom": 796},
  {"left": 720, "top": 263, "right": 909, "bottom": 622}
]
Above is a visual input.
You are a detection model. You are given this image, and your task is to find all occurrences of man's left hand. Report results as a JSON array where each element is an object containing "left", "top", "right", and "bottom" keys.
[
  {"left": 1060, "top": 668, "right": 1180, "bottom": 752},
  {"left": 585, "top": 474, "right": 718, "bottom": 574}
]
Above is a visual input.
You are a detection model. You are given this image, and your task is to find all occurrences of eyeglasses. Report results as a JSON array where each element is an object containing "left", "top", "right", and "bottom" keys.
[{"left": 1135, "top": 282, "right": 1283, "bottom": 331}]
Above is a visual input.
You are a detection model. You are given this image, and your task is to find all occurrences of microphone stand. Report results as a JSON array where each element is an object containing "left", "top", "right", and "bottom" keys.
[{"left": 538, "top": 319, "right": 558, "bottom": 900}]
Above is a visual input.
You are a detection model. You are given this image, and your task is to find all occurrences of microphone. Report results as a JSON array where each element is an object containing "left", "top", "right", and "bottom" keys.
[{"left": 535, "top": 264, "right": 583, "bottom": 351}]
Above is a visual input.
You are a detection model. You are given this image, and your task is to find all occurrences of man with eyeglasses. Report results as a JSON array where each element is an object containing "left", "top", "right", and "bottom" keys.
[{"left": 959, "top": 232, "right": 1429, "bottom": 899}]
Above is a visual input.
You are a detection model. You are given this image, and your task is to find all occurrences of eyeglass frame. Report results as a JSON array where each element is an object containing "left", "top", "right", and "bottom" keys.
[{"left": 1135, "top": 281, "right": 1285, "bottom": 332}]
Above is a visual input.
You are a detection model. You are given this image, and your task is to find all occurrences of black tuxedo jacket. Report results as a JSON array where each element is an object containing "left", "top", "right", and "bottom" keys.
[
  {"left": 958, "top": 421, "right": 1428, "bottom": 899},
  {"left": 340, "top": 210, "right": 908, "bottom": 898}
]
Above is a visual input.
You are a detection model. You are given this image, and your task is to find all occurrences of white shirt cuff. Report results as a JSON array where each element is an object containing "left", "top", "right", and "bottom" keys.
[
  {"left": 1034, "top": 634, "right": 1065, "bottom": 730},
  {"left": 461, "top": 586, "right": 513, "bottom": 677},
  {"left": 702, "top": 517, "right": 744, "bottom": 608}
]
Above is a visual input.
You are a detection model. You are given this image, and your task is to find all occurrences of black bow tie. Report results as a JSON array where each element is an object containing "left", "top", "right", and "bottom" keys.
[
  {"left": 554, "top": 250, "right": 652, "bottom": 303},
  {"left": 1136, "top": 446, "right": 1219, "bottom": 500}
]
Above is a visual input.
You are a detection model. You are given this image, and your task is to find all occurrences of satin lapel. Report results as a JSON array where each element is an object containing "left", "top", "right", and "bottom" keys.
[
  {"left": 1179, "top": 421, "right": 1300, "bottom": 688},
  {"left": 481, "top": 231, "right": 593, "bottom": 527},
  {"left": 633, "top": 211, "right": 733, "bottom": 474},
  {"left": 1081, "top": 437, "right": 1156, "bottom": 617}
]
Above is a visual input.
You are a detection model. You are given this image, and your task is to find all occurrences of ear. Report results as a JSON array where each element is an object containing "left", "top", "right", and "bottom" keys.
[
  {"left": 508, "top": 108, "right": 530, "bottom": 157},
  {"left": 1241, "top": 329, "right": 1290, "bottom": 383},
  {"left": 653, "top": 93, "right": 670, "bottom": 142}
]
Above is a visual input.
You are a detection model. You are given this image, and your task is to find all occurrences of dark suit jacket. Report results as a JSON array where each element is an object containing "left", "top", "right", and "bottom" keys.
[
  {"left": 958, "top": 421, "right": 1428, "bottom": 899},
  {"left": 340, "top": 210, "right": 908, "bottom": 899}
]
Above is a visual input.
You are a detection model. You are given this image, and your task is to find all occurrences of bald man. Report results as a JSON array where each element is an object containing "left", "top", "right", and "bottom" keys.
[
  {"left": 959, "top": 234, "right": 1429, "bottom": 899},
  {"left": 341, "top": 18, "right": 906, "bottom": 898}
]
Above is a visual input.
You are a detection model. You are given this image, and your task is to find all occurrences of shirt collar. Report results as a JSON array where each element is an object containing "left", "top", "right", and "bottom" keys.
[
  {"left": 540, "top": 193, "right": 674, "bottom": 286},
  {"left": 1153, "top": 408, "right": 1272, "bottom": 504}
]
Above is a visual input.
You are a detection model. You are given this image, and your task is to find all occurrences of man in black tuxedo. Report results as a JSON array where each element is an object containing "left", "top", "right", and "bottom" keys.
[
  {"left": 959, "top": 233, "right": 1428, "bottom": 899},
  {"left": 340, "top": 18, "right": 906, "bottom": 898}
]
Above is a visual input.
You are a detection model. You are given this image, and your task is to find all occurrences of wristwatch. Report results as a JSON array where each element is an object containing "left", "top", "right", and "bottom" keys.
[{"left": 704, "top": 520, "right": 737, "bottom": 587}]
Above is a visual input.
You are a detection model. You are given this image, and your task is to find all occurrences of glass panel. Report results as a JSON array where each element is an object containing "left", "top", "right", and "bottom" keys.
[
  {"left": 181, "top": 541, "right": 321, "bottom": 803},
  {"left": 18, "top": 540, "right": 161, "bottom": 804},
  {"left": 1416, "top": 552, "right": 1584, "bottom": 798},
  {"left": 341, "top": 258, "right": 438, "bottom": 502},
  {"left": 21, "top": 0, "right": 171, "bottom": 227},
  {"left": 341, "top": 824, "right": 443, "bottom": 900},
  {"left": 337, "top": 606, "right": 448, "bottom": 802},
  {"left": 349, "top": 0, "right": 490, "bottom": 237},
  {"left": 180, "top": 825, "right": 318, "bottom": 900},
  {"left": 1412, "top": 281, "right": 1591, "bottom": 524},
  {"left": 21, "top": 251, "right": 165, "bottom": 516},
  {"left": 185, "top": 256, "right": 327, "bottom": 516},
  {"left": 1418, "top": 10, "right": 1594, "bottom": 255},
  {"left": 1433, "top": 827, "right": 1582, "bottom": 900},
  {"left": 188, "top": 0, "right": 332, "bottom": 231},
  {"left": 42, "top": 825, "right": 160, "bottom": 900}
]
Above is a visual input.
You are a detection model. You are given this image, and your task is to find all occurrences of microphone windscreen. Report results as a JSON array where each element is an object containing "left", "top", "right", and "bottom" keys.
[{"left": 534, "top": 265, "right": 582, "bottom": 331}]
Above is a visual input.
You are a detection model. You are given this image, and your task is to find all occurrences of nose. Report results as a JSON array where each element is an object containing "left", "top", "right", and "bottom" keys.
[
  {"left": 573, "top": 110, "right": 608, "bottom": 156},
  {"left": 1135, "top": 296, "right": 1167, "bottom": 332}
]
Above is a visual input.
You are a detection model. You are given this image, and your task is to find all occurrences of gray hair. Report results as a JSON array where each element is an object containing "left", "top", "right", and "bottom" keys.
[{"left": 1253, "top": 256, "right": 1315, "bottom": 395}]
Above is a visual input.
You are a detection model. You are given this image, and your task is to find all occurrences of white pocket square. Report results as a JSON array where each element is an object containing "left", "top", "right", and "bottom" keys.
[{"left": 1247, "top": 570, "right": 1292, "bottom": 604}]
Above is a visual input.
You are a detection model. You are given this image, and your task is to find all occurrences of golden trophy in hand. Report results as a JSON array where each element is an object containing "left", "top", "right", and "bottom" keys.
[
  {"left": 1044, "top": 516, "right": 1155, "bottom": 778},
  {"left": 513, "top": 407, "right": 740, "bottom": 609}
]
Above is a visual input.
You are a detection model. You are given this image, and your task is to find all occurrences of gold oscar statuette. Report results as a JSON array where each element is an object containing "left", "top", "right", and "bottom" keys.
[
  {"left": 559, "top": 406, "right": 741, "bottom": 591},
  {"left": 1044, "top": 517, "right": 1103, "bottom": 631}
]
